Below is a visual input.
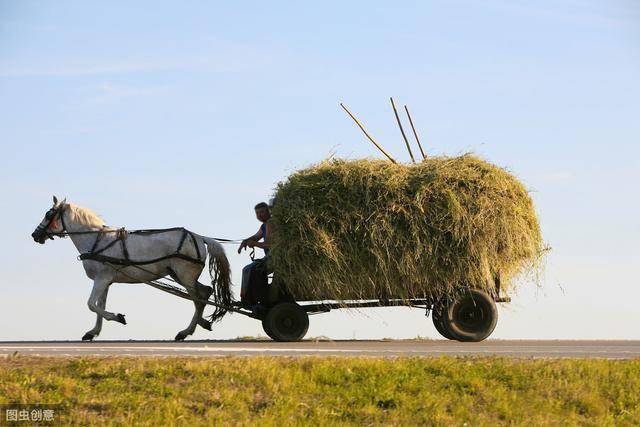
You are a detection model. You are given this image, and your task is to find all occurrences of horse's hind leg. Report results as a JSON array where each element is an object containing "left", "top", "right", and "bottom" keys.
[
  {"left": 169, "top": 268, "right": 210, "bottom": 341},
  {"left": 174, "top": 286, "right": 204, "bottom": 341},
  {"left": 82, "top": 283, "right": 110, "bottom": 341},
  {"left": 196, "top": 281, "right": 214, "bottom": 331}
]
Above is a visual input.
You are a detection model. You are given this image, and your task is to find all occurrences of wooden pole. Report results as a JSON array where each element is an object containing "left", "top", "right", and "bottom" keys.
[
  {"left": 390, "top": 97, "right": 415, "bottom": 163},
  {"left": 340, "top": 103, "right": 397, "bottom": 164},
  {"left": 404, "top": 105, "right": 426, "bottom": 160}
]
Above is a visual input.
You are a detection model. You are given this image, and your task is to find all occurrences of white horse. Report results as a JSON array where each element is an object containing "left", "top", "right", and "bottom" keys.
[{"left": 31, "top": 196, "right": 232, "bottom": 341}]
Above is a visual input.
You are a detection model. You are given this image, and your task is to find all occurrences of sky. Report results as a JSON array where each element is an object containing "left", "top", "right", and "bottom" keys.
[{"left": 1, "top": 0, "right": 638, "bottom": 341}]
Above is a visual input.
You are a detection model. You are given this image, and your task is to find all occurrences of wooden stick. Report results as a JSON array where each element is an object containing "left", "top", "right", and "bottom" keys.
[
  {"left": 340, "top": 103, "right": 397, "bottom": 164},
  {"left": 404, "top": 105, "right": 426, "bottom": 160},
  {"left": 390, "top": 97, "right": 415, "bottom": 163}
]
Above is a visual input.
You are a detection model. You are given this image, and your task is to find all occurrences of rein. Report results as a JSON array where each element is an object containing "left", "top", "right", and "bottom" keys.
[
  {"left": 49, "top": 227, "right": 243, "bottom": 244},
  {"left": 41, "top": 205, "right": 243, "bottom": 268}
]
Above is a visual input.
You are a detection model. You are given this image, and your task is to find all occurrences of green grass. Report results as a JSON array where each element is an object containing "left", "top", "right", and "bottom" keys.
[{"left": 1, "top": 356, "right": 638, "bottom": 425}]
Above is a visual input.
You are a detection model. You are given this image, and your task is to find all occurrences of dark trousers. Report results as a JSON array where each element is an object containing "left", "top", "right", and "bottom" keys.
[{"left": 240, "top": 258, "right": 269, "bottom": 305}]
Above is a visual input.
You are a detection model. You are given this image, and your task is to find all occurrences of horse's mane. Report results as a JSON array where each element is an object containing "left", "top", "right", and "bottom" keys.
[{"left": 66, "top": 203, "right": 107, "bottom": 228}]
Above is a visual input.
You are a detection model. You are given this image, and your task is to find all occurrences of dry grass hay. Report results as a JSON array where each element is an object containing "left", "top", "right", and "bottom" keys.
[{"left": 269, "top": 154, "right": 544, "bottom": 302}]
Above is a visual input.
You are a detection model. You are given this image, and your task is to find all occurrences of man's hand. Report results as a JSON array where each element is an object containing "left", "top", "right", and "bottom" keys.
[{"left": 238, "top": 239, "right": 257, "bottom": 253}]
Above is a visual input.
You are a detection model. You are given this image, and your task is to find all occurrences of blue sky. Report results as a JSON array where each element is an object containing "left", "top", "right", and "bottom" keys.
[{"left": 1, "top": 0, "right": 638, "bottom": 340}]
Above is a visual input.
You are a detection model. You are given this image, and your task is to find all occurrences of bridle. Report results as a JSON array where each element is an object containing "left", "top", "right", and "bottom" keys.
[{"left": 35, "top": 204, "right": 68, "bottom": 240}]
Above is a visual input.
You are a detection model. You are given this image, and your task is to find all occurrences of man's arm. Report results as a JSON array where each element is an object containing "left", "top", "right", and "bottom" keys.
[
  {"left": 237, "top": 227, "right": 264, "bottom": 253},
  {"left": 248, "top": 240, "right": 270, "bottom": 249},
  {"left": 247, "top": 222, "right": 270, "bottom": 249}
]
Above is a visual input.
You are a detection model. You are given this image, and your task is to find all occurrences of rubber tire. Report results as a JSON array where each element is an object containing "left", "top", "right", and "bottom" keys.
[
  {"left": 442, "top": 289, "right": 498, "bottom": 342},
  {"left": 432, "top": 304, "right": 456, "bottom": 340},
  {"left": 263, "top": 302, "right": 309, "bottom": 342},
  {"left": 261, "top": 317, "right": 277, "bottom": 341}
]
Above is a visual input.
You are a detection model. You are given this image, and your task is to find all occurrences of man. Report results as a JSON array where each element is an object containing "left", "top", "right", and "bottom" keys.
[{"left": 238, "top": 202, "right": 271, "bottom": 306}]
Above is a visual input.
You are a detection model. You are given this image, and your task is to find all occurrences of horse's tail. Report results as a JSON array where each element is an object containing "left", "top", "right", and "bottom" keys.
[{"left": 201, "top": 236, "right": 232, "bottom": 323}]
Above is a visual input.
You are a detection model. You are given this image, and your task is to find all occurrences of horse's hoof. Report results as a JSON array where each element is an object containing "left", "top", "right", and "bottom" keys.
[
  {"left": 175, "top": 332, "right": 187, "bottom": 341},
  {"left": 115, "top": 313, "right": 127, "bottom": 325},
  {"left": 82, "top": 333, "right": 94, "bottom": 341},
  {"left": 198, "top": 318, "right": 212, "bottom": 331}
]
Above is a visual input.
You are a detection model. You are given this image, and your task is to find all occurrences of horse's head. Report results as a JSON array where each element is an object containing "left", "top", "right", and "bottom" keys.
[{"left": 32, "top": 195, "right": 67, "bottom": 244}]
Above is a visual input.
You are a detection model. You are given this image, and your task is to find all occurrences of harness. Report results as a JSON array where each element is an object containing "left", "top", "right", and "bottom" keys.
[
  {"left": 35, "top": 204, "right": 249, "bottom": 321},
  {"left": 79, "top": 227, "right": 205, "bottom": 267},
  {"left": 42, "top": 204, "right": 240, "bottom": 268}
]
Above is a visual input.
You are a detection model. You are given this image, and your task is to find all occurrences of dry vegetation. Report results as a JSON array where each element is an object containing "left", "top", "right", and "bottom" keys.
[
  {"left": 270, "top": 155, "right": 545, "bottom": 301},
  {"left": 1, "top": 355, "right": 638, "bottom": 425}
]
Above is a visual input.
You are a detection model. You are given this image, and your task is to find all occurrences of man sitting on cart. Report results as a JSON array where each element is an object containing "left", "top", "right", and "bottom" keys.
[{"left": 238, "top": 202, "right": 271, "bottom": 308}]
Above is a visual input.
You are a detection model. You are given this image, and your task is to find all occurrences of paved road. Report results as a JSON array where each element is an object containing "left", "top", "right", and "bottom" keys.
[{"left": 1, "top": 340, "right": 639, "bottom": 359}]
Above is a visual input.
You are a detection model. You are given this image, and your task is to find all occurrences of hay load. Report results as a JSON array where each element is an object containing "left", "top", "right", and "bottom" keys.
[{"left": 269, "top": 154, "right": 543, "bottom": 301}]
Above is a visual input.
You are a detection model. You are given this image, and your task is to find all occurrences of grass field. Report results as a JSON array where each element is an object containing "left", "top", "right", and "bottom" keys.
[{"left": 1, "top": 356, "right": 638, "bottom": 425}]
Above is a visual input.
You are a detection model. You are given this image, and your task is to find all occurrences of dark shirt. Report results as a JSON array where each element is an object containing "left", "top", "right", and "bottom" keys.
[{"left": 260, "top": 222, "right": 270, "bottom": 255}]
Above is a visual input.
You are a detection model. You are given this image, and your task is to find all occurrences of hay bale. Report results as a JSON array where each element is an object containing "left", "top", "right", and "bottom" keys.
[{"left": 269, "top": 154, "right": 544, "bottom": 301}]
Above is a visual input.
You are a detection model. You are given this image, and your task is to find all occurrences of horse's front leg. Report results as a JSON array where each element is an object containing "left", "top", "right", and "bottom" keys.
[
  {"left": 82, "top": 283, "right": 110, "bottom": 341},
  {"left": 86, "top": 278, "right": 126, "bottom": 330}
]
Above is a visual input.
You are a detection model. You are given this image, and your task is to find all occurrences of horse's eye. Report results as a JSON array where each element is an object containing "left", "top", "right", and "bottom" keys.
[{"left": 45, "top": 210, "right": 54, "bottom": 219}]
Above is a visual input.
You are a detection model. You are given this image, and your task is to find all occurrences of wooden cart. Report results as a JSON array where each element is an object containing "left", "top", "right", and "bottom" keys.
[{"left": 149, "top": 273, "right": 510, "bottom": 342}]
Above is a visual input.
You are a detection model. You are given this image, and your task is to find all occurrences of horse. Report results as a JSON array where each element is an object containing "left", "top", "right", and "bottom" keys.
[{"left": 31, "top": 196, "right": 232, "bottom": 341}]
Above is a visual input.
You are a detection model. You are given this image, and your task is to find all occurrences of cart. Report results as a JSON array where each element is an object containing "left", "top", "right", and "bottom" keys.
[{"left": 147, "top": 271, "right": 510, "bottom": 343}]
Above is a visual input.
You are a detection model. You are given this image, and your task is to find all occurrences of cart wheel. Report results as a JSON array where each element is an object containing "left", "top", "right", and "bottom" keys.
[
  {"left": 432, "top": 304, "right": 456, "bottom": 340},
  {"left": 261, "top": 317, "right": 277, "bottom": 341},
  {"left": 263, "top": 302, "right": 309, "bottom": 342},
  {"left": 442, "top": 289, "right": 498, "bottom": 342}
]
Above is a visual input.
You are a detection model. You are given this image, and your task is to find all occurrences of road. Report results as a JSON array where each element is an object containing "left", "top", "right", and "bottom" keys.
[{"left": 1, "top": 340, "right": 639, "bottom": 359}]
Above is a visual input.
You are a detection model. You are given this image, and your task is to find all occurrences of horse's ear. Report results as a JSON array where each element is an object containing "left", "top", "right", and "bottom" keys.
[
  {"left": 61, "top": 197, "right": 67, "bottom": 205},
  {"left": 53, "top": 195, "right": 58, "bottom": 205}
]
